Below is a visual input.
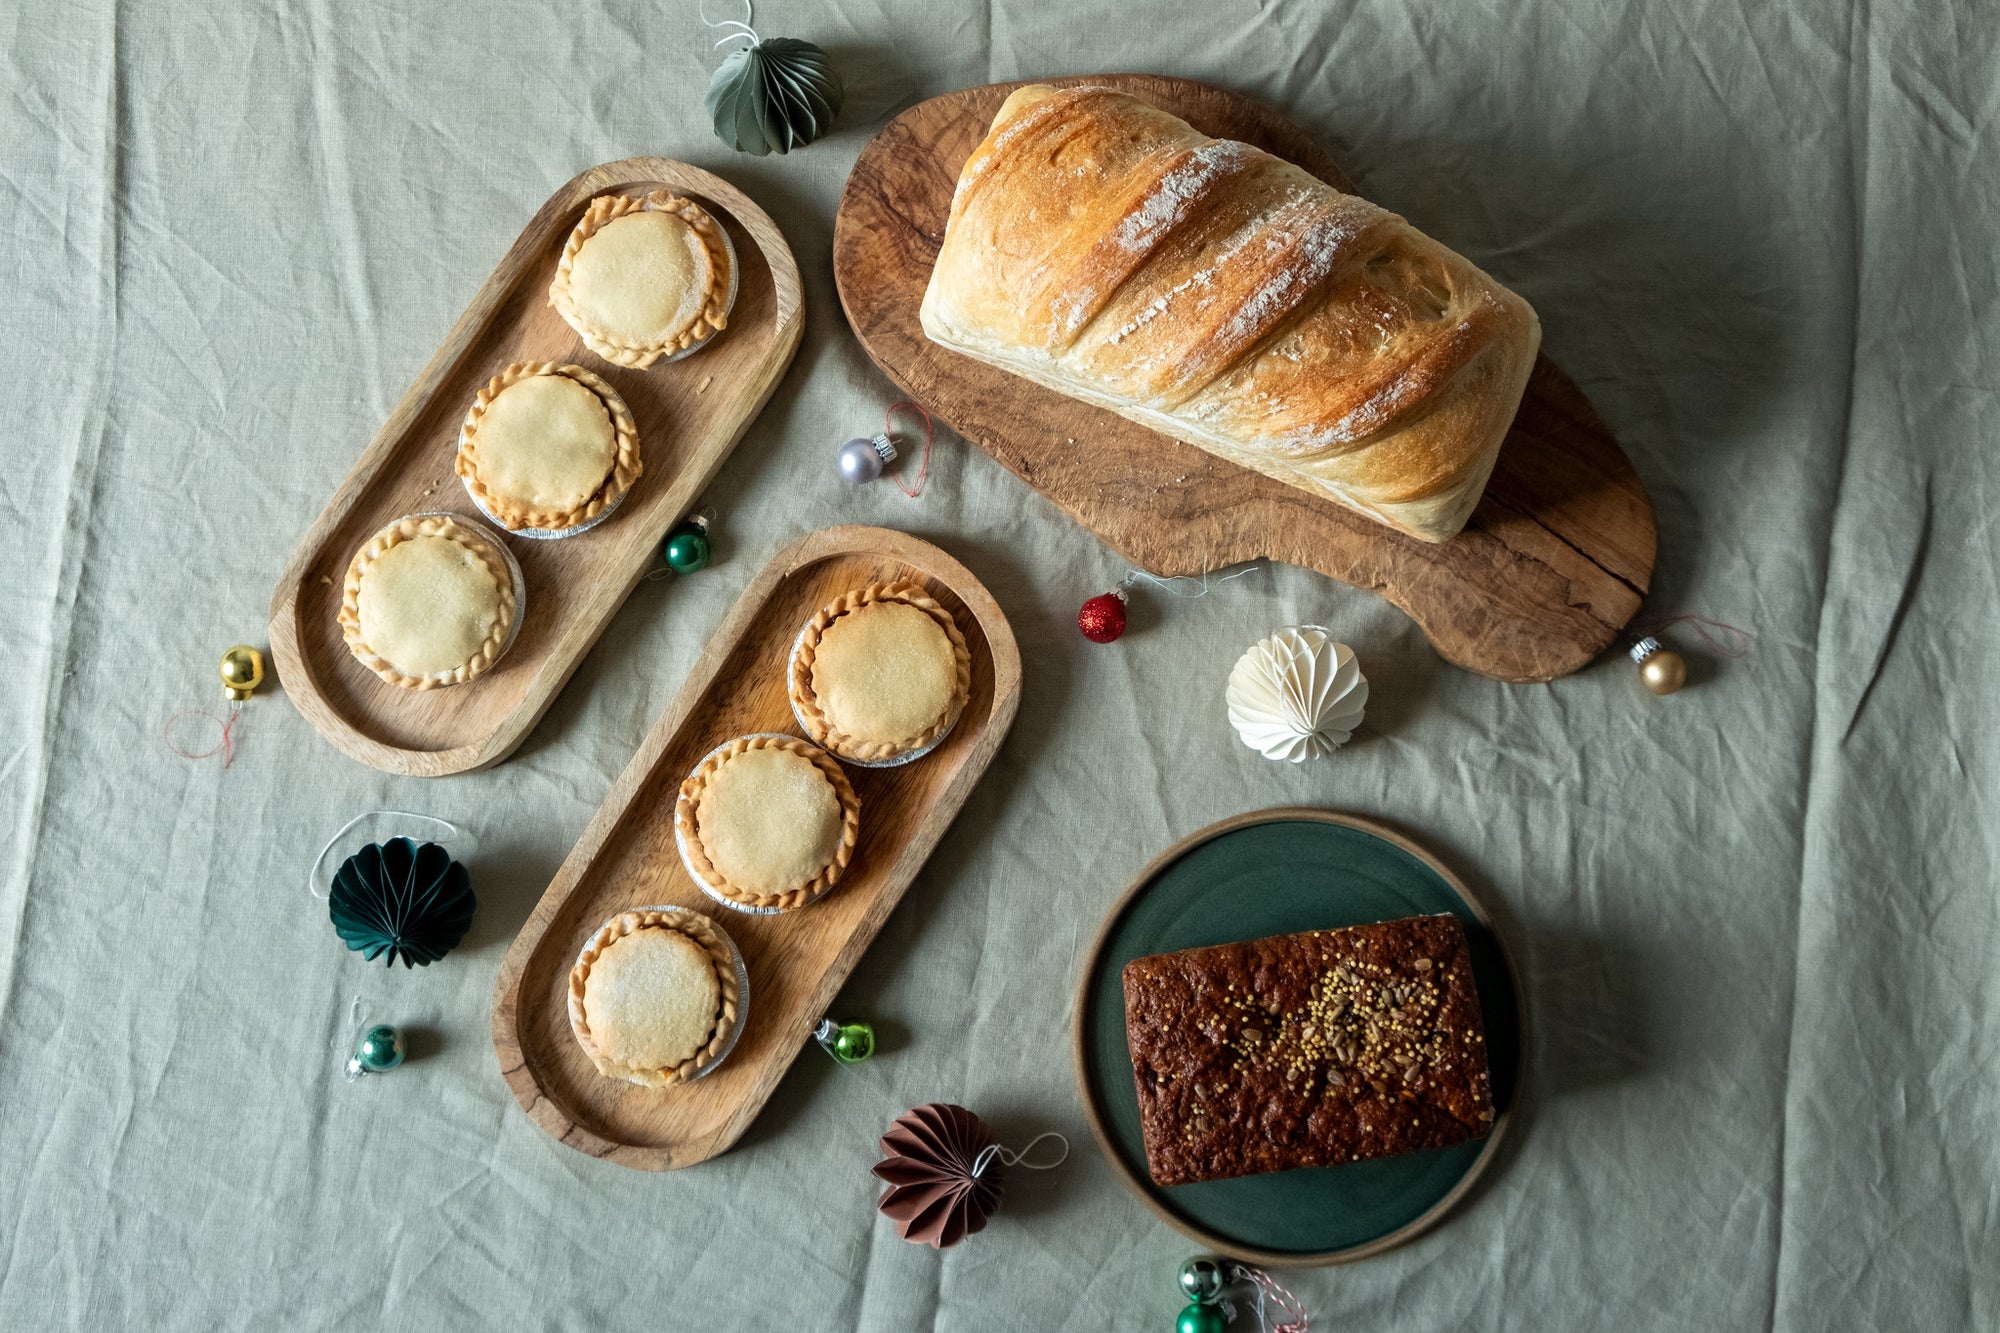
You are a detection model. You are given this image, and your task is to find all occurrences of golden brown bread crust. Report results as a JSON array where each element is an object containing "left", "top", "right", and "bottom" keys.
[{"left": 920, "top": 85, "right": 1542, "bottom": 543}]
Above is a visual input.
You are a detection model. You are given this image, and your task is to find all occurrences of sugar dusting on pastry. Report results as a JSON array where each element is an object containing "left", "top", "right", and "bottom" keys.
[
  {"left": 582, "top": 926, "right": 721, "bottom": 1072},
  {"left": 695, "top": 746, "right": 844, "bottom": 893}
]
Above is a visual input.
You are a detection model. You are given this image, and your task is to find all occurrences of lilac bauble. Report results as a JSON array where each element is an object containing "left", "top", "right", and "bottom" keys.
[{"left": 837, "top": 433, "right": 898, "bottom": 485}]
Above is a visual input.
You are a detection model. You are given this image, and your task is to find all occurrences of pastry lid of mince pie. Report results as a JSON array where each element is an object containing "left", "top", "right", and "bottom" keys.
[
  {"left": 336, "top": 512, "right": 523, "bottom": 690},
  {"left": 567, "top": 906, "right": 747, "bottom": 1087},
  {"left": 548, "top": 190, "right": 737, "bottom": 369},
  {"left": 455, "top": 361, "right": 641, "bottom": 535},
  {"left": 674, "top": 733, "right": 862, "bottom": 914},
  {"left": 788, "top": 581, "right": 973, "bottom": 766}
]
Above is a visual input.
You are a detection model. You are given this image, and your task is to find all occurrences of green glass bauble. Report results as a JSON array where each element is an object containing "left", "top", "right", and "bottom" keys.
[
  {"left": 1176, "top": 1301, "right": 1227, "bottom": 1333},
  {"left": 1177, "top": 1255, "right": 1227, "bottom": 1304},
  {"left": 829, "top": 1021, "right": 874, "bottom": 1064},
  {"left": 355, "top": 1024, "right": 405, "bottom": 1073},
  {"left": 664, "top": 522, "right": 711, "bottom": 573},
  {"left": 814, "top": 1017, "right": 875, "bottom": 1065}
]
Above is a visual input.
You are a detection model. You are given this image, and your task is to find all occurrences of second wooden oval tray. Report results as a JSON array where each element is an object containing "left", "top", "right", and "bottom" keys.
[
  {"left": 492, "top": 526, "right": 1021, "bottom": 1170},
  {"left": 268, "top": 157, "right": 803, "bottom": 776},
  {"left": 834, "top": 75, "right": 1654, "bottom": 684}
]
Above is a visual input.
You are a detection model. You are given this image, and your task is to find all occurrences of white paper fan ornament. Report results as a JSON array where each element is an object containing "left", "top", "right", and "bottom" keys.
[{"left": 1226, "top": 626, "right": 1368, "bottom": 761}]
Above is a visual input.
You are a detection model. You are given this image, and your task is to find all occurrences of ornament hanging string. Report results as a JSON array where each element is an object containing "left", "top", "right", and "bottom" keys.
[
  {"left": 164, "top": 705, "right": 243, "bottom": 768},
  {"left": 1223, "top": 1263, "right": 1308, "bottom": 1333},
  {"left": 1122, "top": 560, "right": 1265, "bottom": 599},
  {"left": 1632, "top": 612, "right": 1752, "bottom": 659},
  {"left": 340, "top": 997, "right": 371, "bottom": 1083},
  {"left": 698, "top": 0, "right": 760, "bottom": 48},
  {"left": 306, "top": 811, "right": 465, "bottom": 901},
  {"left": 886, "top": 401, "right": 936, "bottom": 498},
  {"left": 969, "top": 1132, "right": 1069, "bottom": 1178}
]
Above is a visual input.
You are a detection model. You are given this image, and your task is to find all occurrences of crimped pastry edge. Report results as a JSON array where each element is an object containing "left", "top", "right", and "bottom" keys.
[
  {"left": 566, "top": 907, "right": 742, "bottom": 1087},
  {"left": 788, "top": 582, "right": 974, "bottom": 762},
  {"left": 336, "top": 513, "right": 520, "bottom": 690},
  {"left": 454, "top": 361, "right": 643, "bottom": 532},
  {"left": 674, "top": 734, "right": 862, "bottom": 912},
  {"left": 548, "top": 190, "right": 734, "bottom": 369}
]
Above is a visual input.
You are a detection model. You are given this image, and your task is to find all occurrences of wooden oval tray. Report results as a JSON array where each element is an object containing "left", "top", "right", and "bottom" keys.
[
  {"left": 491, "top": 526, "right": 1021, "bottom": 1170},
  {"left": 268, "top": 158, "right": 803, "bottom": 776},
  {"left": 1074, "top": 809, "right": 1524, "bottom": 1265},
  {"left": 833, "top": 75, "right": 1655, "bottom": 683}
]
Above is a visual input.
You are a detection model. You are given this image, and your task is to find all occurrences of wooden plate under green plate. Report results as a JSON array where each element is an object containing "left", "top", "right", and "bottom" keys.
[{"left": 1073, "top": 809, "right": 1524, "bottom": 1266}]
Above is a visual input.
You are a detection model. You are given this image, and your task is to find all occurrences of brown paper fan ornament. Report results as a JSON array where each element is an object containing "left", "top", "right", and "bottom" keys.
[
  {"left": 872, "top": 1103, "right": 1068, "bottom": 1249},
  {"left": 873, "top": 1103, "right": 1003, "bottom": 1249}
]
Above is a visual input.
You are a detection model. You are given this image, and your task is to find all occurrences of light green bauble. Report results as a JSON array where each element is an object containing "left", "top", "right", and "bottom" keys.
[
  {"left": 828, "top": 1021, "right": 874, "bottom": 1064},
  {"left": 814, "top": 1017, "right": 875, "bottom": 1065}
]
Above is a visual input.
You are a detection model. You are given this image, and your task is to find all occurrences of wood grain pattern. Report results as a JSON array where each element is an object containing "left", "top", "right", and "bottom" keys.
[
  {"left": 1071, "top": 807, "right": 1527, "bottom": 1266},
  {"left": 267, "top": 158, "right": 804, "bottom": 776},
  {"left": 491, "top": 526, "right": 1021, "bottom": 1170},
  {"left": 834, "top": 75, "right": 1655, "bottom": 683}
]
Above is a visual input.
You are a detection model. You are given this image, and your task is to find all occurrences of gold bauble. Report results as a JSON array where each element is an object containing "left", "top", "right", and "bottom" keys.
[
  {"left": 1641, "top": 650, "right": 1686, "bottom": 695},
  {"left": 221, "top": 645, "right": 265, "bottom": 701}
]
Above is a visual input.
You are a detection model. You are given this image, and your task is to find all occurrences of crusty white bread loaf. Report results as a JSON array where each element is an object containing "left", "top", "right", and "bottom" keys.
[{"left": 919, "top": 85, "right": 1541, "bottom": 543}]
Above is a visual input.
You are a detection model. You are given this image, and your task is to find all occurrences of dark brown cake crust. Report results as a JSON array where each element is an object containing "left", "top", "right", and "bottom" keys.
[{"left": 1121, "top": 915, "right": 1494, "bottom": 1187}]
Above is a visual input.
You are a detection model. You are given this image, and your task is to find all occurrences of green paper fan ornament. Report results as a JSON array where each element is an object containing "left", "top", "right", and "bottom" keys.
[
  {"left": 329, "top": 838, "right": 475, "bottom": 968},
  {"left": 703, "top": 3, "right": 842, "bottom": 156}
]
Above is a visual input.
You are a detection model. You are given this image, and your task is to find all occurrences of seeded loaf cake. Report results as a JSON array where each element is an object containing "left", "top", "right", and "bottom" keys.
[{"left": 1121, "top": 915, "right": 1494, "bottom": 1186}]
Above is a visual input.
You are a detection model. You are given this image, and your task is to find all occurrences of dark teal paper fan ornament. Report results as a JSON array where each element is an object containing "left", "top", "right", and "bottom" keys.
[
  {"left": 329, "top": 838, "right": 475, "bottom": 968},
  {"left": 703, "top": 2, "right": 842, "bottom": 156}
]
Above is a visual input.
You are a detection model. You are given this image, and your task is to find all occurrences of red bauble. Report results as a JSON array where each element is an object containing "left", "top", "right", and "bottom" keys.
[{"left": 1078, "top": 590, "right": 1127, "bottom": 643}]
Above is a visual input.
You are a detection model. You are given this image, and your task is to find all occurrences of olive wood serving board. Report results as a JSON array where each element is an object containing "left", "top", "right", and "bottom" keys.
[
  {"left": 833, "top": 75, "right": 1654, "bottom": 683},
  {"left": 268, "top": 157, "right": 803, "bottom": 776},
  {"left": 491, "top": 526, "right": 1021, "bottom": 1170}
]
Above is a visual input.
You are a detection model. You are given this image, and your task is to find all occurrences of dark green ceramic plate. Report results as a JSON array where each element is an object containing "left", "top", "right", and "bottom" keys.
[{"left": 1074, "top": 809, "right": 1521, "bottom": 1264}]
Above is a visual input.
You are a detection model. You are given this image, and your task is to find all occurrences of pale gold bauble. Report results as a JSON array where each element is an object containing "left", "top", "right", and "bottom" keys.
[
  {"left": 1629, "top": 635, "right": 1687, "bottom": 696},
  {"left": 1641, "top": 650, "right": 1686, "bottom": 695}
]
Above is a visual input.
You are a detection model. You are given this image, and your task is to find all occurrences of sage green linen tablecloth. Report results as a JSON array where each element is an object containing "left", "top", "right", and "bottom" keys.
[{"left": 3, "top": 1, "right": 1995, "bottom": 1328}]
